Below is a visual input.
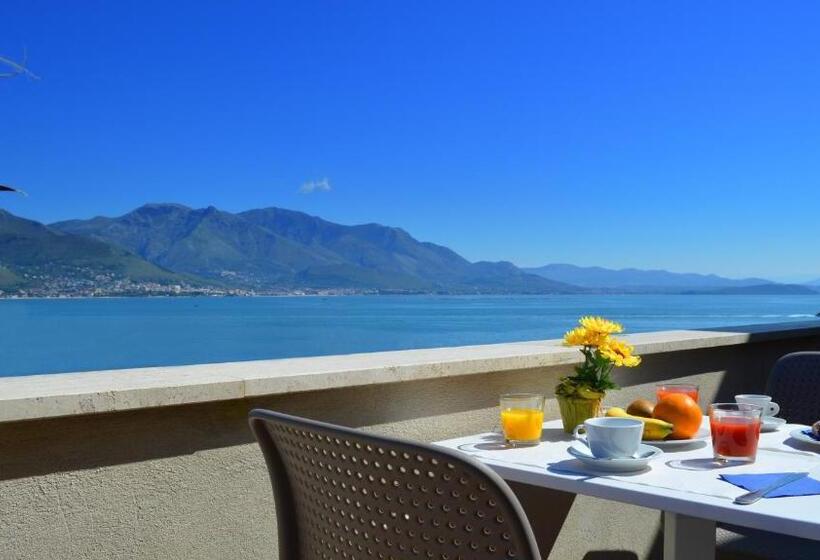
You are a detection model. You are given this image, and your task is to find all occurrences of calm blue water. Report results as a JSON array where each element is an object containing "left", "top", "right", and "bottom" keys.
[{"left": 1, "top": 295, "right": 819, "bottom": 377}]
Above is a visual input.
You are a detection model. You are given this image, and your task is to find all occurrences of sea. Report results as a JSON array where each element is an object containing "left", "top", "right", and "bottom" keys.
[{"left": 1, "top": 294, "right": 819, "bottom": 377}]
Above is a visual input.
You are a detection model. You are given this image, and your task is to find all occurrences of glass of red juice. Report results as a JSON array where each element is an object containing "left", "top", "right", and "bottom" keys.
[
  {"left": 656, "top": 383, "right": 699, "bottom": 404},
  {"left": 709, "top": 403, "right": 763, "bottom": 464}
]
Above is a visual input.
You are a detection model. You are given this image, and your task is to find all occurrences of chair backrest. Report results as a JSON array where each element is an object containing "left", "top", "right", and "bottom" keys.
[
  {"left": 766, "top": 351, "right": 820, "bottom": 425},
  {"left": 249, "top": 409, "right": 540, "bottom": 560}
]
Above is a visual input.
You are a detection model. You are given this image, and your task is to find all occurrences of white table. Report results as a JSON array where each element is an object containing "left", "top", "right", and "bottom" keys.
[{"left": 435, "top": 418, "right": 820, "bottom": 560}]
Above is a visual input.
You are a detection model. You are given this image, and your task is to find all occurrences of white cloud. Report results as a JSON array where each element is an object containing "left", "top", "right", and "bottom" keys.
[{"left": 299, "top": 178, "right": 332, "bottom": 194}]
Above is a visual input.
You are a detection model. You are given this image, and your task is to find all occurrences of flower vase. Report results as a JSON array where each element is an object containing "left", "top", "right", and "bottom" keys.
[{"left": 557, "top": 394, "right": 603, "bottom": 433}]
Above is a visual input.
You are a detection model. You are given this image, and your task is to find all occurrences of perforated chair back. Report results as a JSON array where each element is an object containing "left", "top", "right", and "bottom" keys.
[
  {"left": 766, "top": 351, "right": 820, "bottom": 425},
  {"left": 249, "top": 409, "right": 540, "bottom": 560}
]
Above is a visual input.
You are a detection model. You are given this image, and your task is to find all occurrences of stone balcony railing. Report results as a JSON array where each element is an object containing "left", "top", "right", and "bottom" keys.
[{"left": 1, "top": 321, "right": 819, "bottom": 559}]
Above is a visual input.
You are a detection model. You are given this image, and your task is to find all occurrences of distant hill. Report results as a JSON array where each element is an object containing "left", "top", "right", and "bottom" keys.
[
  {"left": 693, "top": 283, "right": 818, "bottom": 295},
  {"left": 0, "top": 209, "right": 186, "bottom": 291},
  {"left": 524, "top": 263, "right": 776, "bottom": 292},
  {"left": 52, "top": 204, "right": 577, "bottom": 294}
]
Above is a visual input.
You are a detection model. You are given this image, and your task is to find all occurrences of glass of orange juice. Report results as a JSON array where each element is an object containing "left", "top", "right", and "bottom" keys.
[
  {"left": 656, "top": 383, "right": 699, "bottom": 404},
  {"left": 500, "top": 393, "right": 545, "bottom": 446}
]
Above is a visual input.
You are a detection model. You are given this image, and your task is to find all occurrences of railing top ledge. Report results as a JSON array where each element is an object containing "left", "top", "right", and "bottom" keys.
[{"left": 0, "top": 321, "right": 818, "bottom": 424}]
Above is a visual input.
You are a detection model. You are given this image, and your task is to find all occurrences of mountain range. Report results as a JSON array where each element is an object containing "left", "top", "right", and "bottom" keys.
[
  {"left": 0, "top": 203, "right": 816, "bottom": 296},
  {"left": 524, "top": 264, "right": 782, "bottom": 293},
  {"left": 524, "top": 264, "right": 816, "bottom": 294},
  {"left": 48, "top": 204, "right": 575, "bottom": 294}
]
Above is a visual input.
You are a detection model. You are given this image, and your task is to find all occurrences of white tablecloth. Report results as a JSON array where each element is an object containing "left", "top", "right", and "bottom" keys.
[{"left": 446, "top": 420, "right": 820, "bottom": 502}]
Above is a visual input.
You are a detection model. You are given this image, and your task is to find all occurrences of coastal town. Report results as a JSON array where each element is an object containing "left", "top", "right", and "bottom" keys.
[
  {"left": 0, "top": 280, "right": 372, "bottom": 298},
  {"left": 0, "top": 279, "right": 252, "bottom": 298},
  {"left": 0, "top": 269, "right": 376, "bottom": 298}
]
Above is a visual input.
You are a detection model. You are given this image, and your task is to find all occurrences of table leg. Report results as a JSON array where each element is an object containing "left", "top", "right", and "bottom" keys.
[{"left": 663, "top": 511, "right": 715, "bottom": 560}]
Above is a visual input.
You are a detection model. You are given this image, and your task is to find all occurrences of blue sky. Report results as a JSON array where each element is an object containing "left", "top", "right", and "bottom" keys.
[{"left": 1, "top": 2, "right": 819, "bottom": 280}]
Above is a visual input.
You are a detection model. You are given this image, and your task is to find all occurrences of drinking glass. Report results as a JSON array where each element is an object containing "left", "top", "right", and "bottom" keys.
[
  {"left": 709, "top": 403, "right": 763, "bottom": 464},
  {"left": 500, "top": 393, "right": 545, "bottom": 446},
  {"left": 656, "top": 383, "right": 699, "bottom": 404}
]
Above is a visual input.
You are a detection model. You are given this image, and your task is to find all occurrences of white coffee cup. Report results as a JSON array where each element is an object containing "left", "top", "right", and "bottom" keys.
[
  {"left": 735, "top": 394, "right": 780, "bottom": 418},
  {"left": 572, "top": 417, "right": 644, "bottom": 459}
]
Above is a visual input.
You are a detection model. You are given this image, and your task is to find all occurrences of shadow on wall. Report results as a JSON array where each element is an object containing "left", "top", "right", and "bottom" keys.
[
  {"left": 507, "top": 481, "right": 574, "bottom": 557},
  {"left": 582, "top": 552, "right": 639, "bottom": 560},
  {"left": 0, "top": 368, "right": 546, "bottom": 481}
]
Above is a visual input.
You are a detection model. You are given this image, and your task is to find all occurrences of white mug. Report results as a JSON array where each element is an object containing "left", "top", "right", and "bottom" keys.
[
  {"left": 735, "top": 394, "right": 780, "bottom": 418},
  {"left": 572, "top": 417, "right": 644, "bottom": 459}
]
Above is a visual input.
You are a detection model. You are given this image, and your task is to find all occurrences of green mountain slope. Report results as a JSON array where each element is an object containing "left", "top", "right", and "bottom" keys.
[
  {"left": 0, "top": 209, "right": 187, "bottom": 291},
  {"left": 53, "top": 203, "right": 578, "bottom": 293}
]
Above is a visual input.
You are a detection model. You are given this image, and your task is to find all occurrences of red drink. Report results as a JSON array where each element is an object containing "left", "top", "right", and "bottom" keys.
[
  {"left": 709, "top": 403, "right": 763, "bottom": 463},
  {"left": 656, "top": 384, "right": 699, "bottom": 404},
  {"left": 710, "top": 417, "right": 761, "bottom": 457}
]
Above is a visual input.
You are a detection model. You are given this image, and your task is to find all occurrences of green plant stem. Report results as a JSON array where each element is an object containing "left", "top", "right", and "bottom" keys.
[{"left": 569, "top": 345, "right": 618, "bottom": 393}]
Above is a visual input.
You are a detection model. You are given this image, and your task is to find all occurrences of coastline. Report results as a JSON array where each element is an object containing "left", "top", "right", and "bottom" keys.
[{"left": 2, "top": 290, "right": 820, "bottom": 300}]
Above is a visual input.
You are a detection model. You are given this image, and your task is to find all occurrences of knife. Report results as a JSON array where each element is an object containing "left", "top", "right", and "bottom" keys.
[{"left": 733, "top": 472, "right": 809, "bottom": 505}]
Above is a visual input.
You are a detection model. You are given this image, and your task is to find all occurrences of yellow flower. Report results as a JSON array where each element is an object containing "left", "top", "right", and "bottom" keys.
[
  {"left": 579, "top": 316, "right": 623, "bottom": 335},
  {"left": 563, "top": 326, "right": 607, "bottom": 347},
  {"left": 564, "top": 326, "right": 588, "bottom": 346},
  {"left": 599, "top": 338, "right": 641, "bottom": 368}
]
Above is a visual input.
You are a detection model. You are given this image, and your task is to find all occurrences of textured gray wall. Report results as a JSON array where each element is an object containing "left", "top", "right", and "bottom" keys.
[{"left": 1, "top": 334, "right": 817, "bottom": 560}]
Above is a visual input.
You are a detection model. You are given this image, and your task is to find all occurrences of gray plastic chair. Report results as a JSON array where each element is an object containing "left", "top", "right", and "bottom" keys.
[
  {"left": 249, "top": 409, "right": 540, "bottom": 560},
  {"left": 765, "top": 351, "right": 820, "bottom": 425}
]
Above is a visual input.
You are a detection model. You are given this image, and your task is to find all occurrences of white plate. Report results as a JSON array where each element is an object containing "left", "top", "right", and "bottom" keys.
[
  {"left": 761, "top": 416, "right": 787, "bottom": 432},
  {"left": 789, "top": 428, "right": 820, "bottom": 447},
  {"left": 646, "top": 427, "right": 710, "bottom": 448},
  {"left": 567, "top": 442, "right": 662, "bottom": 472}
]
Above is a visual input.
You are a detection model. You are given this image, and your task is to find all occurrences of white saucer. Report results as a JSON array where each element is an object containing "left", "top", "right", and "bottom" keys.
[
  {"left": 647, "top": 427, "right": 710, "bottom": 449},
  {"left": 567, "top": 442, "right": 662, "bottom": 472},
  {"left": 789, "top": 428, "right": 820, "bottom": 447},
  {"left": 761, "top": 416, "right": 787, "bottom": 432}
]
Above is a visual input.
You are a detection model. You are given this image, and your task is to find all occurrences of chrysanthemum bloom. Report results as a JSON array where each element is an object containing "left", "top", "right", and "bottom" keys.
[
  {"left": 579, "top": 316, "right": 623, "bottom": 335},
  {"left": 563, "top": 326, "right": 607, "bottom": 347},
  {"left": 599, "top": 338, "right": 641, "bottom": 368}
]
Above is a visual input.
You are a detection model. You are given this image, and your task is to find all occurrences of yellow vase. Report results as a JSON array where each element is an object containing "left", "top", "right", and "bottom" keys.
[{"left": 557, "top": 394, "right": 603, "bottom": 433}]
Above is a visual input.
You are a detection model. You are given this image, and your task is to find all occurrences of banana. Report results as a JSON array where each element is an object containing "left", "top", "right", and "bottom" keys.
[{"left": 605, "top": 407, "right": 675, "bottom": 440}]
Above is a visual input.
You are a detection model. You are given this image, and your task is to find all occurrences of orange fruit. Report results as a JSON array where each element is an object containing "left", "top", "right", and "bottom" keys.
[{"left": 652, "top": 393, "right": 702, "bottom": 439}]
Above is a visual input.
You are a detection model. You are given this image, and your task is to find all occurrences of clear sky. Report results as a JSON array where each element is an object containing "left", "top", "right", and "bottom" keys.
[{"left": 2, "top": 1, "right": 819, "bottom": 280}]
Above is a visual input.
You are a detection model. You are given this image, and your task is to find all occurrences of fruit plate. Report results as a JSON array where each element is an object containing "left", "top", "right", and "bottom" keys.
[
  {"left": 646, "top": 427, "right": 710, "bottom": 449},
  {"left": 789, "top": 428, "right": 820, "bottom": 447}
]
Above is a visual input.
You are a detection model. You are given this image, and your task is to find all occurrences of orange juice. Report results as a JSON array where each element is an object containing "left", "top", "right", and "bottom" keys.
[{"left": 501, "top": 408, "right": 544, "bottom": 443}]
